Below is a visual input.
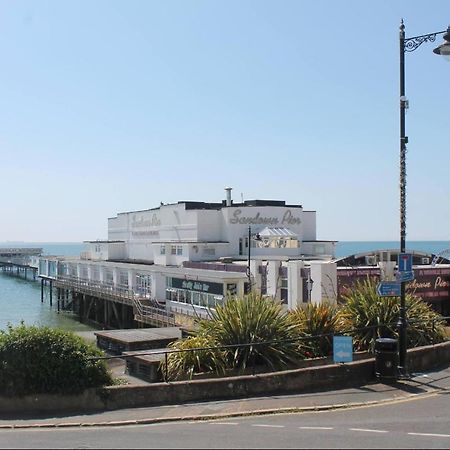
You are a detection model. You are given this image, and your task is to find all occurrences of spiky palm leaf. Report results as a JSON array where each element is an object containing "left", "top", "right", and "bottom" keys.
[
  {"left": 162, "top": 335, "right": 226, "bottom": 381},
  {"left": 337, "top": 277, "right": 446, "bottom": 351},
  {"left": 288, "top": 303, "right": 339, "bottom": 357},
  {"left": 198, "top": 293, "right": 302, "bottom": 371}
]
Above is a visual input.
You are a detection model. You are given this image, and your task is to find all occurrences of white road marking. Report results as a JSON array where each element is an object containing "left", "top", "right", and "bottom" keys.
[
  {"left": 299, "top": 426, "right": 334, "bottom": 430},
  {"left": 408, "top": 432, "right": 450, "bottom": 438},
  {"left": 208, "top": 422, "right": 239, "bottom": 426},
  {"left": 349, "top": 428, "right": 388, "bottom": 433},
  {"left": 252, "top": 424, "right": 285, "bottom": 428}
]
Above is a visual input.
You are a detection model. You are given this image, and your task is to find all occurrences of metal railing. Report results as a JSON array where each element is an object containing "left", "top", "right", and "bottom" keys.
[
  {"left": 89, "top": 316, "right": 450, "bottom": 382},
  {"left": 54, "top": 275, "right": 176, "bottom": 326}
]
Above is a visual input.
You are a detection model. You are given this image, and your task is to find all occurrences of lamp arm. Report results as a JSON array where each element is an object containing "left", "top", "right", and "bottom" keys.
[{"left": 404, "top": 29, "right": 447, "bottom": 52}]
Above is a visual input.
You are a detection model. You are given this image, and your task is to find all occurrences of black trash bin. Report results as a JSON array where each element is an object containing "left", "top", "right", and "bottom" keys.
[{"left": 374, "top": 338, "right": 398, "bottom": 379}]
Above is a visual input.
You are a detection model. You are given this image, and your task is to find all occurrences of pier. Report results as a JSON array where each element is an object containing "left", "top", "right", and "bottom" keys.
[
  {"left": 39, "top": 275, "right": 177, "bottom": 330},
  {"left": 0, "top": 248, "right": 42, "bottom": 280}
]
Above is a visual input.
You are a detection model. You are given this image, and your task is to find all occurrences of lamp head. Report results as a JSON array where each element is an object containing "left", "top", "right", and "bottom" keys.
[{"left": 433, "top": 26, "right": 450, "bottom": 60}]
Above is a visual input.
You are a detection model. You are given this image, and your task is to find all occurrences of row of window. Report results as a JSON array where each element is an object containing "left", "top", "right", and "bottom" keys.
[
  {"left": 160, "top": 245, "right": 183, "bottom": 255},
  {"left": 159, "top": 245, "right": 216, "bottom": 256},
  {"left": 166, "top": 288, "right": 224, "bottom": 309}
]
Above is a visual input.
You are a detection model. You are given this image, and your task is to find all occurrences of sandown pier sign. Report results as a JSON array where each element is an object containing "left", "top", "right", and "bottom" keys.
[
  {"left": 131, "top": 214, "right": 161, "bottom": 228},
  {"left": 229, "top": 209, "right": 301, "bottom": 226}
]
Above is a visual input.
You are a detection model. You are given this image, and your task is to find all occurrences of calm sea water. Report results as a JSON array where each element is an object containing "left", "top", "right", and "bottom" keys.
[
  {"left": 1, "top": 241, "right": 450, "bottom": 331},
  {"left": 0, "top": 242, "right": 89, "bottom": 332}
]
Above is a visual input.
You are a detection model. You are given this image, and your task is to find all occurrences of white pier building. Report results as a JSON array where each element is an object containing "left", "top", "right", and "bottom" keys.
[{"left": 39, "top": 189, "right": 337, "bottom": 328}]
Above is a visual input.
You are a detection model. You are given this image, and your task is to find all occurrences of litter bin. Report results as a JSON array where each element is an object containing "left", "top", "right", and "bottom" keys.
[{"left": 374, "top": 338, "right": 398, "bottom": 379}]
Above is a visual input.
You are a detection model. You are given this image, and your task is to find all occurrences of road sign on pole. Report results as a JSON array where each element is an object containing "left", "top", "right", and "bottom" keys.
[
  {"left": 396, "top": 270, "right": 415, "bottom": 282},
  {"left": 398, "top": 253, "right": 413, "bottom": 273},
  {"left": 333, "top": 336, "right": 353, "bottom": 363},
  {"left": 377, "top": 281, "right": 401, "bottom": 297}
]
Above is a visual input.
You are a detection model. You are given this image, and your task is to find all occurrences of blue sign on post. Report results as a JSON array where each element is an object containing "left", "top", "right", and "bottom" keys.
[
  {"left": 333, "top": 336, "right": 353, "bottom": 363},
  {"left": 396, "top": 270, "right": 415, "bottom": 282},
  {"left": 377, "top": 281, "right": 401, "bottom": 297},
  {"left": 398, "top": 253, "right": 413, "bottom": 273},
  {"left": 397, "top": 253, "right": 415, "bottom": 282}
]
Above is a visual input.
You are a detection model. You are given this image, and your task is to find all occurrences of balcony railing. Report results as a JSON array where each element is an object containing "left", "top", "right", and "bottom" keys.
[{"left": 54, "top": 275, "right": 176, "bottom": 327}]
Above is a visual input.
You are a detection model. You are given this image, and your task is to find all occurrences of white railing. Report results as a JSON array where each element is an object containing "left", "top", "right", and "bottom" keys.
[{"left": 54, "top": 275, "right": 176, "bottom": 326}]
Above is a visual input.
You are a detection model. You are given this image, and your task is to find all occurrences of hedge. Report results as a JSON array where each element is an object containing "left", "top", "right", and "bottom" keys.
[{"left": 0, "top": 324, "right": 113, "bottom": 397}]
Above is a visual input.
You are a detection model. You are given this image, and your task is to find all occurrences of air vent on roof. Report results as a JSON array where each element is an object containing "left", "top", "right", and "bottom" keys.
[{"left": 365, "top": 255, "right": 377, "bottom": 266}]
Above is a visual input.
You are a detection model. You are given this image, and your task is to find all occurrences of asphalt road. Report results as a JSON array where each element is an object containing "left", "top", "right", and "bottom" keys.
[{"left": 1, "top": 389, "right": 449, "bottom": 449}]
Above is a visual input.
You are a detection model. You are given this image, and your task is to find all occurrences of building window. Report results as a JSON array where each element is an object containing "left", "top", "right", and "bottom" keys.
[
  {"left": 119, "top": 271, "right": 128, "bottom": 288},
  {"left": 313, "top": 244, "right": 325, "bottom": 255},
  {"left": 176, "top": 245, "right": 183, "bottom": 255},
  {"left": 160, "top": 245, "right": 166, "bottom": 255},
  {"left": 203, "top": 247, "right": 215, "bottom": 256},
  {"left": 91, "top": 267, "right": 100, "bottom": 281},
  {"left": 80, "top": 266, "right": 88, "bottom": 280},
  {"left": 104, "top": 270, "right": 113, "bottom": 285},
  {"left": 226, "top": 283, "right": 237, "bottom": 296},
  {"left": 69, "top": 265, "right": 77, "bottom": 278}
]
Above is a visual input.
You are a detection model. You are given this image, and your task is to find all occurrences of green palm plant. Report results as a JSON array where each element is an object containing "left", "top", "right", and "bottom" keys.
[
  {"left": 198, "top": 293, "right": 303, "bottom": 371},
  {"left": 288, "top": 303, "right": 339, "bottom": 357},
  {"left": 404, "top": 295, "right": 447, "bottom": 347},
  {"left": 162, "top": 335, "right": 226, "bottom": 381},
  {"left": 337, "top": 277, "right": 446, "bottom": 351}
]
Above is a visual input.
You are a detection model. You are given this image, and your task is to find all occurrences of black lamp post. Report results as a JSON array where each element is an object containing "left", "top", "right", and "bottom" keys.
[
  {"left": 397, "top": 20, "right": 449, "bottom": 376},
  {"left": 246, "top": 226, "right": 261, "bottom": 293},
  {"left": 247, "top": 226, "right": 252, "bottom": 290}
]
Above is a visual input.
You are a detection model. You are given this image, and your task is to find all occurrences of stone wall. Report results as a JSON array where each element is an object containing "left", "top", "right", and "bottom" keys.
[{"left": 1, "top": 341, "right": 449, "bottom": 414}]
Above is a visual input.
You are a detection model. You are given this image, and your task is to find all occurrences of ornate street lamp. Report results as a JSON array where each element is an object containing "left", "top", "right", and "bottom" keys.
[
  {"left": 247, "top": 226, "right": 261, "bottom": 292},
  {"left": 397, "top": 20, "right": 449, "bottom": 376}
]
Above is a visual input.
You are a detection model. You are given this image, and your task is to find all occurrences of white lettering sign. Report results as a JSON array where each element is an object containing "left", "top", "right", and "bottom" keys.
[
  {"left": 131, "top": 214, "right": 161, "bottom": 228},
  {"left": 229, "top": 209, "right": 301, "bottom": 226}
]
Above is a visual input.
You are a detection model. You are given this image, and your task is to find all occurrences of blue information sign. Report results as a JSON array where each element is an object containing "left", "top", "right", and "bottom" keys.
[
  {"left": 377, "top": 281, "right": 401, "bottom": 297},
  {"left": 398, "top": 253, "right": 413, "bottom": 273},
  {"left": 333, "top": 336, "right": 353, "bottom": 363},
  {"left": 396, "top": 270, "right": 415, "bottom": 282}
]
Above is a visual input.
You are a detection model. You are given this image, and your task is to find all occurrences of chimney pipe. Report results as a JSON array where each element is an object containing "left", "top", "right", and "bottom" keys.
[{"left": 225, "top": 187, "right": 232, "bottom": 206}]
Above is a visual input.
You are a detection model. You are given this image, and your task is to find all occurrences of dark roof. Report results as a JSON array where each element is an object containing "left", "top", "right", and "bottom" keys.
[
  {"left": 183, "top": 199, "right": 302, "bottom": 210},
  {"left": 110, "top": 199, "right": 304, "bottom": 218}
]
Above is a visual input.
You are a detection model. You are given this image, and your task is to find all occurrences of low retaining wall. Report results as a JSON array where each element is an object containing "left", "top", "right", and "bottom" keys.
[{"left": 1, "top": 341, "right": 449, "bottom": 414}]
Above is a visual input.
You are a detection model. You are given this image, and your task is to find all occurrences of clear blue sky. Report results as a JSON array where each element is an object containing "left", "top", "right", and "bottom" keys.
[{"left": 1, "top": 0, "right": 448, "bottom": 242}]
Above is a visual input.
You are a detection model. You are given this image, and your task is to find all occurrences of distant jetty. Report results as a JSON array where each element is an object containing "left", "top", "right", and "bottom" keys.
[{"left": 0, "top": 248, "right": 42, "bottom": 280}]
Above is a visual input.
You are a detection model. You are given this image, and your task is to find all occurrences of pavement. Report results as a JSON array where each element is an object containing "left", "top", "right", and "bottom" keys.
[{"left": 1, "top": 363, "right": 449, "bottom": 430}]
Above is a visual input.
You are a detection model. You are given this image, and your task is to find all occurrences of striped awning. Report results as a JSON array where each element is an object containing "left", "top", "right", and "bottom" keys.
[{"left": 258, "top": 227, "right": 297, "bottom": 238}]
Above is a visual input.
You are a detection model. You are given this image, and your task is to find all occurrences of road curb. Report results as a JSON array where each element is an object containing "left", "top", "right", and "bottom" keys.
[{"left": 0, "top": 389, "right": 436, "bottom": 431}]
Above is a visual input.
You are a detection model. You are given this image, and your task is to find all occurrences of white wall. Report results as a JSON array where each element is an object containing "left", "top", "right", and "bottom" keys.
[
  {"left": 104, "top": 201, "right": 332, "bottom": 265},
  {"left": 287, "top": 260, "right": 305, "bottom": 309},
  {"left": 310, "top": 262, "right": 337, "bottom": 304},
  {"left": 302, "top": 211, "right": 316, "bottom": 241}
]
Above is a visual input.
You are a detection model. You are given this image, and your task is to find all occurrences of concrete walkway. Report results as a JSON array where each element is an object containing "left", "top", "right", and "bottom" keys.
[{"left": 1, "top": 364, "right": 449, "bottom": 430}]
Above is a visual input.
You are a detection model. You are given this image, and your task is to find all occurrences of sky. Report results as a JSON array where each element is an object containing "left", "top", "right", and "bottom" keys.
[{"left": 0, "top": 0, "right": 449, "bottom": 242}]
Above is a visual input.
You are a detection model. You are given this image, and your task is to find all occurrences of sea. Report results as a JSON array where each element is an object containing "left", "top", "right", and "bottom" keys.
[{"left": 1, "top": 241, "right": 449, "bottom": 332}]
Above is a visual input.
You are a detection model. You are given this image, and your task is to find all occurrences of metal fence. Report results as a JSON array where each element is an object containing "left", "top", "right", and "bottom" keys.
[{"left": 89, "top": 316, "right": 450, "bottom": 382}]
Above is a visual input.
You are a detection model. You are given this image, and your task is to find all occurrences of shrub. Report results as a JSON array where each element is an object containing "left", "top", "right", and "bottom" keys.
[
  {"left": 198, "top": 293, "right": 302, "bottom": 371},
  {"left": 0, "top": 324, "right": 113, "bottom": 397},
  {"left": 288, "top": 303, "right": 339, "bottom": 357},
  {"left": 404, "top": 295, "right": 447, "bottom": 347},
  {"left": 337, "top": 277, "right": 446, "bottom": 351},
  {"left": 163, "top": 335, "right": 226, "bottom": 381}
]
